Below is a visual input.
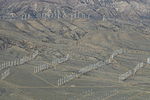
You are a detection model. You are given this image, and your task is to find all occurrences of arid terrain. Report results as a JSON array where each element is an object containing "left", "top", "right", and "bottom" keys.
[{"left": 0, "top": 0, "right": 150, "bottom": 100}]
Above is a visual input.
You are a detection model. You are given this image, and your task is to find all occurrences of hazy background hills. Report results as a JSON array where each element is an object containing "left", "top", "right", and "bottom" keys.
[{"left": 0, "top": 0, "right": 150, "bottom": 21}]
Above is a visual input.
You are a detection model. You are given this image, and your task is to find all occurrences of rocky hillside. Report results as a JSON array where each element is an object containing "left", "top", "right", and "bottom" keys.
[
  {"left": 0, "top": 0, "right": 149, "bottom": 21},
  {"left": 0, "top": 1, "right": 150, "bottom": 100}
]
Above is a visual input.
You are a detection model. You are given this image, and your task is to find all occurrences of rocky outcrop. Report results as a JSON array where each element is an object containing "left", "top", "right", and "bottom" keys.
[{"left": 0, "top": 0, "right": 149, "bottom": 22}]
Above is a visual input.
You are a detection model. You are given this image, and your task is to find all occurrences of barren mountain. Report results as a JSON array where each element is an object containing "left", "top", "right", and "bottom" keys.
[
  {"left": 0, "top": 0, "right": 150, "bottom": 100},
  {"left": 0, "top": 0, "right": 149, "bottom": 20}
]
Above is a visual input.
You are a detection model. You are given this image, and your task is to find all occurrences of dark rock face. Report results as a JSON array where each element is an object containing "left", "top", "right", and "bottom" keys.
[{"left": 0, "top": 88, "right": 6, "bottom": 96}]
